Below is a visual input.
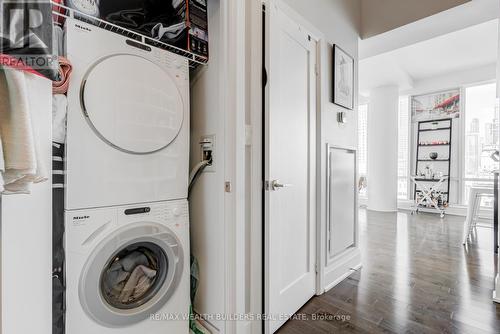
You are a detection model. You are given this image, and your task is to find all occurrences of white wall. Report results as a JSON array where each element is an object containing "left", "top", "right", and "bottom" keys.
[
  {"left": 189, "top": 0, "right": 227, "bottom": 332},
  {"left": 189, "top": 2, "right": 254, "bottom": 333},
  {"left": 282, "top": 0, "right": 362, "bottom": 292},
  {"left": 1, "top": 74, "right": 52, "bottom": 334}
]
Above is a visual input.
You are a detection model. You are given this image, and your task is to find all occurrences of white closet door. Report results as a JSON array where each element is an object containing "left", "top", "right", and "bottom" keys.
[{"left": 264, "top": 1, "right": 317, "bottom": 333}]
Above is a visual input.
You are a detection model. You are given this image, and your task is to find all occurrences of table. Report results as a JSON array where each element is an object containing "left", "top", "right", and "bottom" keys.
[{"left": 410, "top": 175, "right": 449, "bottom": 218}]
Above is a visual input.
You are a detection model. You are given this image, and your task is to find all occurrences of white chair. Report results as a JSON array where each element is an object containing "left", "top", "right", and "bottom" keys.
[{"left": 462, "top": 186, "right": 494, "bottom": 245}]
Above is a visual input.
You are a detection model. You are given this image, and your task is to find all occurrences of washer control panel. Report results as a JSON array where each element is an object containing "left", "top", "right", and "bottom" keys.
[{"left": 118, "top": 200, "right": 189, "bottom": 226}]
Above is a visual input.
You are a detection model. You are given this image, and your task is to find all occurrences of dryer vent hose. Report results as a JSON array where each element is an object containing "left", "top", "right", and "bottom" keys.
[{"left": 188, "top": 159, "right": 211, "bottom": 196}]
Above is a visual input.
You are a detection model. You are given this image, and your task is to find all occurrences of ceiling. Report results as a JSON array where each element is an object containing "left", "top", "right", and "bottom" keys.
[
  {"left": 359, "top": 19, "right": 498, "bottom": 95},
  {"left": 361, "top": 0, "right": 471, "bottom": 39}
]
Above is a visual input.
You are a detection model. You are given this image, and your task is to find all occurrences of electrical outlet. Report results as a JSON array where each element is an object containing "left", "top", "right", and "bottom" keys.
[{"left": 200, "top": 135, "right": 215, "bottom": 172}]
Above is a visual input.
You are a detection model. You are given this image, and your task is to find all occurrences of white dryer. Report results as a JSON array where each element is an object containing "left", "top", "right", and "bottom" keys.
[
  {"left": 65, "top": 19, "right": 190, "bottom": 210},
  {"left": 65, "top": 200, "right": 190, "bottom": 333}
]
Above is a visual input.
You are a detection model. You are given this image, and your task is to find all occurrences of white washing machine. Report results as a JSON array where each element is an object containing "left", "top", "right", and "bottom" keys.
[
  {"left": 65, "top": 19, "right": 190, "bottom": 210},
  {"left": 65, "top": 200, "right": 190, "bottom": 333}
]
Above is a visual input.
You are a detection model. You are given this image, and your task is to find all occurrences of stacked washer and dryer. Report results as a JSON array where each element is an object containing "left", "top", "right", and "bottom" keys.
[{"left": 64, "top": 19, "right": 191, "bottom": 333}]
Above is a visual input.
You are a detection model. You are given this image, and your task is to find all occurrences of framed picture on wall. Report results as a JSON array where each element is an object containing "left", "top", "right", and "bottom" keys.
[
  {"left": 333, "top": 44, "right": 354, "bottom": 110},
  {"left": 411, "top": 89, "right": 461, "bottom": 122}
]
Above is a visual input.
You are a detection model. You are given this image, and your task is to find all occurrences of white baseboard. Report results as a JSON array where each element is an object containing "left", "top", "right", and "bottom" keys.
[
  {"left": 359, "top": 198, "right": 493, "bottom": 221},
  {"left": 324, "top": 263, "right": 362, "bottom": 292},
  {"left": 323, "top": 248, "right": 362, "bottom": 293}
]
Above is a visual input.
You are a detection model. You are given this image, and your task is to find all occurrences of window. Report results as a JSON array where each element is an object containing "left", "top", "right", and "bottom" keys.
[
  {"left": 463, "top": 82, "right": 499, "bottom": 206},
  {"left": 358, "top": 104, "right": 368, "bottom": 197},
  {"left": 398, "top": 96, "right": 409, "bottom": 199}
]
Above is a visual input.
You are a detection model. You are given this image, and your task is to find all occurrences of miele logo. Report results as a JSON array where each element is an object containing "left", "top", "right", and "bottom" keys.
[
  {"left": 75, "top": 24, "right": 92, "bottom": 32},
  {"left": 73, "top": 215, "right": 90, "bottom": 220}
]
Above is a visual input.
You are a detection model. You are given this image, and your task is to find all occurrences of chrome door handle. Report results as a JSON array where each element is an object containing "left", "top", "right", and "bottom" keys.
[{"left": 271, "top": 180, "right": 292, "bottom": 191}]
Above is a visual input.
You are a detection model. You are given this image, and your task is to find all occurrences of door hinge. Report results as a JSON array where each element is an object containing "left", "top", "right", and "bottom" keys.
[{"left": 315, "top": 63, "right": 319, "bottom": 76}]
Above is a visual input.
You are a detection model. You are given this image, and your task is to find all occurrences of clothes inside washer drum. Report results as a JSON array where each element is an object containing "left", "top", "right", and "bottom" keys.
[{"left": 101, "top": 248, "right": 160, "bottom": 307}]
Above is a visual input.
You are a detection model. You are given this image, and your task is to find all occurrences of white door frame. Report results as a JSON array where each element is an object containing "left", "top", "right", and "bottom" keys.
[
  {"left": 245, "top": 1, "right": 325, "bottom": 333},
  {"left": 261, "top": 2, "right": 323, "bottom": 333},
  {"left": 263, "top": 0, "right": 325, "bottom": 296}
]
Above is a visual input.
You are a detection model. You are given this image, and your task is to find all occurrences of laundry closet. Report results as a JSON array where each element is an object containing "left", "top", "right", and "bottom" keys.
[{"left": 1, "top": 0, "right": 230, "bottom": 334}]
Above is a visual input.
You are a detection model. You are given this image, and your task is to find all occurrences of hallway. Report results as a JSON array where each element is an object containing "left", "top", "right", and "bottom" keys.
[{"left": 278, "top": 210, "right": 500, "bottom": 333}]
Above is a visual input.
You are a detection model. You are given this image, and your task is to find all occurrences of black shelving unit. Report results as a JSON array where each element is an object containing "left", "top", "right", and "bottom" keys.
[{"left": 414, "top": 118, "right": 453, "bottom": 205}]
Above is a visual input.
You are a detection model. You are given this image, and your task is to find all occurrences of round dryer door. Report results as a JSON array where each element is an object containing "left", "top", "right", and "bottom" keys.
[
  {"left": 79, "top": 223, "right": 184, "bottom": 327},
  {"left": 81, "top": 54, "right": 184, "bottom": 154}
]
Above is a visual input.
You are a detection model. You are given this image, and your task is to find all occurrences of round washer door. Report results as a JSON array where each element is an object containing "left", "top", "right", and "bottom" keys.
[
  {"left": 79, "top": 223, "right": 184, "bottom": 327},
  {"left": 82, "top": 54, "right": 184, "bottom": 154}
]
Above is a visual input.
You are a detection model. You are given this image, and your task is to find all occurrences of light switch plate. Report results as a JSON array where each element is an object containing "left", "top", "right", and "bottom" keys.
[{"left": 337, "top": 111, "right": 347, "bottom": 124}]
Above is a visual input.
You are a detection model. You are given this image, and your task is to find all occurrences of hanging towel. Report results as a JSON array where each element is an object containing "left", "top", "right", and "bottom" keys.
[
  {"left": 52, "top": 56, "right": 72, "bottom": 95},
  {"left": 0, "top": 72, "right": 8, "bottom": 193},
  {"left": 53, "top": 25, "right": 65, "bottom": 57},
  {"left": 52, "top": 94, "right": 67, "bottom": 144},
  {"left": 0, "top": 69, "right": 48, "bottom": 194},
  {"left": 0, "top": 126, "right": 4, "bottom": 193}
]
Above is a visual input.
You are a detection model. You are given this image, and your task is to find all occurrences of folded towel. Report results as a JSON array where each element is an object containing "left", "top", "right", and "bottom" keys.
[
  {"left": 0, "top": 69, "right": 48, "bottom": 194},
  {"left": 52, "top": 94, "right": 67, "bottom": 144},
  {"left": 52, "top": 56, "right": 72, "bottom": 95}
]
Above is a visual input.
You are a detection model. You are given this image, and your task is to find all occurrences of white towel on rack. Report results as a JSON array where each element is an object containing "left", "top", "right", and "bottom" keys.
[
  {"left": 0, "top": 69, "right": 48, "bottom": 194},
  {"left": 0, "top": 71, "right": 8, "bottom": 193},
  {"left": 52, "top": 94, "right": 67, "bottom": 144}
]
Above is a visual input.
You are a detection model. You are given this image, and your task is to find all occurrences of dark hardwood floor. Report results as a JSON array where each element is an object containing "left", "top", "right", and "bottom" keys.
[{"left": 278, "top": 209, "right": 500, "bottom": 333}]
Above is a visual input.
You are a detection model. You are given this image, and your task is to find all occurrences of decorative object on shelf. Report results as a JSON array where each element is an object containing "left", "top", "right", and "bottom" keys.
[
  {"left": 419, "top": 140, "right": 450, "bottom": 146},
  {"left": 429, "top": 152, "right": 438, "bottom": 160},
  {"left": 424, "top": 164, "right": 434, "bottom": 179},
  {"left": 332, "top": 44, "right": 354, "bottom": 110},
  {"left": 411, "top": 89, "right": 460, "bottom": 122}
]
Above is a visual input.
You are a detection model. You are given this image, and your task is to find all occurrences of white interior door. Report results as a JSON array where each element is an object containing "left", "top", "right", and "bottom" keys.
[{"left": 264, "top": 1, "right": 317, "bottom": 333}]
